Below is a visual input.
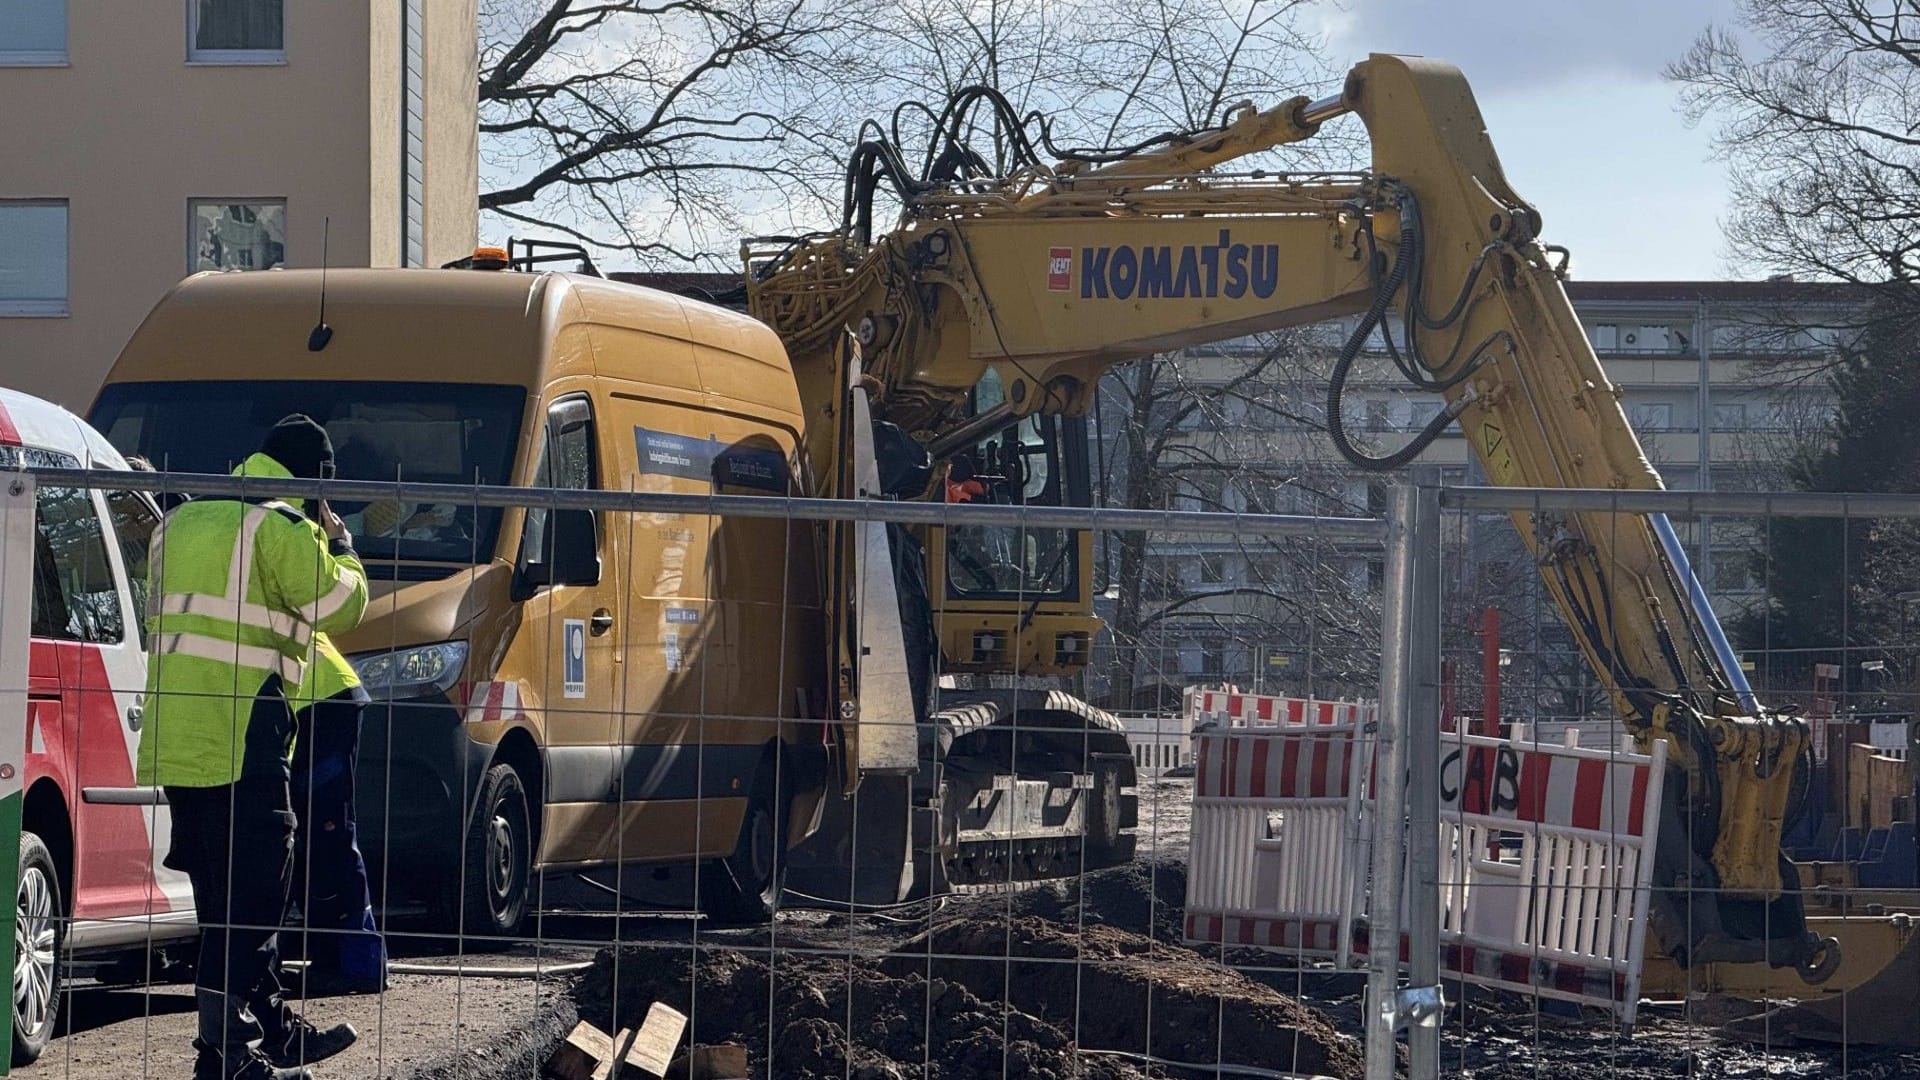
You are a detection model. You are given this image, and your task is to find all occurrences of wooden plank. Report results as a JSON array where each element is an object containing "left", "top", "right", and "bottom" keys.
[
  {"left": 626, "top": 1003, "right": 689, "bottom": 1078},
  {"left": 545, "top": 1021, "right": 617, "bottom": 1080}
]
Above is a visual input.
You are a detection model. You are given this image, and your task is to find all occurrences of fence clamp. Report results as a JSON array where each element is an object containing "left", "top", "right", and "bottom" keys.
[{"left": 1378, "top": 983, "right": 1445, "bottom": 1031}]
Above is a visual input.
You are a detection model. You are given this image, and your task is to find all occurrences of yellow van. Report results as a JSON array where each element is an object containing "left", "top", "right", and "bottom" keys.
[{"left": 91, "top": 267, "right": 833, "bottom": 933}]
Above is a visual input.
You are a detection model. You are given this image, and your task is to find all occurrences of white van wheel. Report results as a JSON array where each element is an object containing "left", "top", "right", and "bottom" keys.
[{"left": 13, "top": 832, "right": 61, "bottom": 1066}]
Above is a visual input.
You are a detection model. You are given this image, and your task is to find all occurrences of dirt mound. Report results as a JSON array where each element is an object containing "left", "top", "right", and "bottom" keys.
[
  {"left": 571, "top": 945, "right": 1148, "bottom": 1080},
  {"left": 962, "top": 858, "right": 1188, "bottom": 945},
  {"left": 883, "top": 914, "right": 1364, "bottom": 1079}
]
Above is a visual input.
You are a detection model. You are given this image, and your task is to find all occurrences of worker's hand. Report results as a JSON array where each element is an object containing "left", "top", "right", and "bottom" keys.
[{"left": 317, "top": 500, "right": 349, "bottom": 542}]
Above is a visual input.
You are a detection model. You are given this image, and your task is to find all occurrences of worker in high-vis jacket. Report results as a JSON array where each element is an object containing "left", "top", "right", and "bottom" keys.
[
  {"left": 141, "top": 415, "right": 367, "bottom": 1080},
  {"left": 289, "top": 631, "right": 386, "bottom": 994}
]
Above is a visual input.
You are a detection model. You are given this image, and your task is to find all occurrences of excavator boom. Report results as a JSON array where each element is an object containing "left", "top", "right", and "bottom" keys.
[{"left": 747, "top": 53, "right": 1852, "bottom": 982}]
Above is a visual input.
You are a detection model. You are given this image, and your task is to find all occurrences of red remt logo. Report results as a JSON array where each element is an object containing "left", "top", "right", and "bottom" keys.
[{"left": 1047, "top": 247, "right": 1071, "bottom": 291}]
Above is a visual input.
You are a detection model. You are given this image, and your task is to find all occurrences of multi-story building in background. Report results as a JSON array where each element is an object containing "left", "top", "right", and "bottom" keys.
[
  {"left": 0, "top": 0, "right": 480, "bottom": 410},
  {"left": 1101, "top": 279, "right": 1862, "bottom": 710}
]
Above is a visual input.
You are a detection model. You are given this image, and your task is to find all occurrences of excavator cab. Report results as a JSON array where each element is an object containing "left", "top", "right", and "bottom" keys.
[{"left": 927, "top": 369, "right": 1098, "bottom": 675}]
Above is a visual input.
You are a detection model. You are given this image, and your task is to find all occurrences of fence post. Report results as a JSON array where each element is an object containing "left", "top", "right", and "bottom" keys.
[
  {"left": 1405, "top": 466, "right": 1445, "bottom": 1078},
  {"left": 0, "top": 476, "right": 36, "bottom": 1076},
  {"left": 1364, "top": 481, "right": 1416, "bottom": 1080}
]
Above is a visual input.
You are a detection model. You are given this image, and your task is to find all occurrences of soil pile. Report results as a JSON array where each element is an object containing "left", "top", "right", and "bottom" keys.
[
  {"left": 571, "top": 945, "right": 1149, "bottom": 1080},
  {"left": 882, "top": 914, "right": 1364, "bottom": 1079},
  {"left": 965, "top": 858, "right": 1189, "bottom": 946}
]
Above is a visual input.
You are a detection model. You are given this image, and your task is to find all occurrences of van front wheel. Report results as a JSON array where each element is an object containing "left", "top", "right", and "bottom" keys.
[
  {"left": 13, "top": 832, "right": 61, "bottom": 1066},
  {"left": 699, "top": 784, "right": 783, "bottom": 925},
  {"left": 457, "top": 764, "right": 531, "bottom": 940}
]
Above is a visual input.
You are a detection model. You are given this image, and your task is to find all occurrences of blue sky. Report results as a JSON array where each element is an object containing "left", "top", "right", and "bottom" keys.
[{"left": 1313, "top": 0, "right": 1741, "bottom": 281}]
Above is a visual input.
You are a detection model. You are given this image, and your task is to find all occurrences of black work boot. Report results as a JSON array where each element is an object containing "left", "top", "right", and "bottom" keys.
[
  {"left": 195, "top": 990, "right": 312, "bottom": 1080},
  {"left": 261, "top": 1017, "right": 358, "bottom": 1069},
  {"left": 193, "top": 1045, "right": 313, "bottom": 1080}
]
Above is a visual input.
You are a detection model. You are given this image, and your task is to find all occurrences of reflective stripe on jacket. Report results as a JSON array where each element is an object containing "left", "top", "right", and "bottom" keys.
[{"left": 138, "top": 453, "right": 369, "bottom": 787}]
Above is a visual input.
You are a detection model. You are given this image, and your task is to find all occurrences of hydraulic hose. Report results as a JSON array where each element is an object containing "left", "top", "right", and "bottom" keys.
[{"left": 1326, "top": 200, "right": 1463, "bottom": 471}]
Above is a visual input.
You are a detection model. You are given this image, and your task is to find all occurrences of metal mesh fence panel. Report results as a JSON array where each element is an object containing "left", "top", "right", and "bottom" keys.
[{"left": 0, "top": 466, "right": 1398, "bottom": 1080}]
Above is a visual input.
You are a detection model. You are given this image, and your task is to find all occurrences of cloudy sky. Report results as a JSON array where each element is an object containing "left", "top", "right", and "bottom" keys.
[{"left": 1312, "top": 0, "right": 1743, "bottom": 281}]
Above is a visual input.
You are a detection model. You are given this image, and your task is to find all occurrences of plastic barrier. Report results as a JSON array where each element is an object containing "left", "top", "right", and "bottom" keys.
[
  {"left": 1182, "top": 685, "right": 1372, "bottom": 728},
  {"left": 1180, "top": 685, "right": 1670, "bottom": 1027},
  {"left": 1355, "top": 734, "right": 1668, "bottom": 1027},
  {"left": 1182, "top": 695, "right": 1376, "bottom": 966}
]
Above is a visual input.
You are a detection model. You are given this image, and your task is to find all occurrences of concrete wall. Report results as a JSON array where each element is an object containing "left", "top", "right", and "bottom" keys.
[
  {"left": 425, "top": 0, "right": 478, "bottom": 267},
  {"left": 0, "top": 0, "right": 477, "bottom": 411}
]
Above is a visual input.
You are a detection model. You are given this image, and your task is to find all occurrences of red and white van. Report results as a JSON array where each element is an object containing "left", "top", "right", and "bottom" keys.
[{"left": 0, "top": 387, "right": 196, "bottom": 1065}]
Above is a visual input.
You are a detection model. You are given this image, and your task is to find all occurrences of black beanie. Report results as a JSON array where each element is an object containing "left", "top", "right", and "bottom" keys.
[{"left": 261, "top": 414, "right": 334, "bottom": 479}]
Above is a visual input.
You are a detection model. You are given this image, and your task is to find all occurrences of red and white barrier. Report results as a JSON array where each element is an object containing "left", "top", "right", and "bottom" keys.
[
  {"left": 1180, "top": 686, "right": 1669, "bottom": 1027},
  {"left": 1182, "top": 695, "right": 1375, "bottom": 967},
  {"left": 1424, "top": 733, "right": 1667, "bottom": 1026},
  {"left": 1182, "top": 685, "right": 1374, "bottom": 728}
]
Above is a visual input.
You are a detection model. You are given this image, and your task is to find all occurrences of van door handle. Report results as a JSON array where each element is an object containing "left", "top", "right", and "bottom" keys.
[
  {"left": 590, "top": 610, "right": 615, "bottom": 636},
  {"left": 126, "top": 698, "right": 144, "bottom": 732}
]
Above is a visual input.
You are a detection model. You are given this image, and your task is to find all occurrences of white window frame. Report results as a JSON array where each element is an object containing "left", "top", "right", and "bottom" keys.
[
  {"left": 185, "top": 0, "right": 285, "bottom": 65},
  {"left": 0, "top": 199, "right": 69, "bottom": 318},
  {"left": 1630, "top": 402, "right": 1674, "bottom": 432},
  {"left": 187, "top": 198, "right": 287, "bottom": 273},
  {"left": 0, "top": 0, "right": 68, "bottom": 65}
]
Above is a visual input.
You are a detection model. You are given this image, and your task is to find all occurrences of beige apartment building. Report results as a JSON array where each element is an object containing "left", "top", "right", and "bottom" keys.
[
  {"left": 0, "top": 0, "right": 479, "bottom": 410},
  {"left": 1099, "top": 279, "right": 1864, "bottom": 704}
]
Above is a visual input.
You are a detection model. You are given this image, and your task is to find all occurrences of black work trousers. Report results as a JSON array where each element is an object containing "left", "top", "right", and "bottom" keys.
[
  {"left": 163, "top": 682, "right": 299, "bottom": 1040},
  {"left": 291, "top": 687, "right": 383, "bottom": 983}
]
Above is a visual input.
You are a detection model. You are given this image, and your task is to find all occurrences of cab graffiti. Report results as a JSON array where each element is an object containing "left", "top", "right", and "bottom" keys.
[
  {"left": 1441, "top": 742, "right": 1524, "bottom": 816},
  {"left": 1077, "top": 230, "right": 1281, "bottom": 300}
]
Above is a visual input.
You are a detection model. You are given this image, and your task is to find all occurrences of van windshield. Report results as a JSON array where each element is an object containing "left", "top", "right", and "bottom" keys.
[{"left": 90, "top": 381, "right": 526, "bottom": 564}]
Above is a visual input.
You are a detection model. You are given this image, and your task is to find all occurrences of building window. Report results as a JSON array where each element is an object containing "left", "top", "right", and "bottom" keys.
[
  {"left": 190, "top": 200, "right": 286, "bottom": 272},
  {"left": 1712, "top": 402, "right": 1748, "bottom": 431},
  {"left": 0, "top": 0, "right": 66, "bottom": 64},
  {"left": 0, "top": 200, "right": 68, "bottom": 317},
  {"left": 1621, "top": 325, "right": 1673, "bottom": 353},
  {"left": 1629, "top": 403, "right": 1673, "bottom": 432},
  {"left": 1364, "top": 398, "right": 1392, "bottom": 431},
  {"left": 189, "top": 0, "right": 284, "bottom": 62},
  {"left": 1199, "top": 553, "right": 1229, "bottom": 585},
  {"left": 1407, "top": 400, "right": 1444, "bottom": 430}
]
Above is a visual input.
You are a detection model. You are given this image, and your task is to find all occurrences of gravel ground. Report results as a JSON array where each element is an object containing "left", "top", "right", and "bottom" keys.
[{"left": 33, "top": 966, "right": 577, "bottom": 1080}]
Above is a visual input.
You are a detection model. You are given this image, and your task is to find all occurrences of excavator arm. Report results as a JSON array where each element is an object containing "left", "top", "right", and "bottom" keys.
[{"left": 747, "top": 53, "right": 1830, "bottom": 977}]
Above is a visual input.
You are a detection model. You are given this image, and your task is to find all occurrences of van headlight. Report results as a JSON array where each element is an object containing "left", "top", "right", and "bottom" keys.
[{"left": 349, "top": 641, "right": 468, "bottom": 699}]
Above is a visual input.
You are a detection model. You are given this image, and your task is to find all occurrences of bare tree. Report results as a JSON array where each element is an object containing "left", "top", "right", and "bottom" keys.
[
  {"left": 1670, "top": 0, "right": 1920, "bottom": 322},
  {"left": 479, "top": 0, "right": 1340, "bottom": 264},
  {"left": 479, "top": 0, "right": 865, "bottom": 260},
  {"left": 1094, "top": 335, "right": 1387, "bottom": 710}
]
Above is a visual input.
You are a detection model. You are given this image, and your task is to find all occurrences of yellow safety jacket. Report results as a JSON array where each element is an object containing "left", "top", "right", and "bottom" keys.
[
  {"left": 138, "top": 453, "right": 369, "bottom": 787},
  {"left": 294, "top": 633, "right": 362, "bottom": 712}
]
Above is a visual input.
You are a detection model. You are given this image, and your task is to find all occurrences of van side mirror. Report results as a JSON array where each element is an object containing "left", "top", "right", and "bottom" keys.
[{"left": 519, "top": 507, "right": 601, "bottom": 592}]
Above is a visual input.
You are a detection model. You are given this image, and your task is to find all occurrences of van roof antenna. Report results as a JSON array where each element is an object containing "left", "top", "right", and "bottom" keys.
[{"left": 308, "top": 216, "right": 333, "bottom": 352}]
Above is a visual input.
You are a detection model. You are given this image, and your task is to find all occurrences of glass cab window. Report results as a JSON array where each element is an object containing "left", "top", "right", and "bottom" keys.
[
  {"left": 3, "top": 446, "right": 123, "bottom": 643},
  {"left": 103, "top": 489, "right": 160, "bottom": 647},
  {"left": 520, "top": 396, "right": 599, "bottom": 573},
  {"left": 943, "top": 370, "right": 1086, "bottom": 600}
]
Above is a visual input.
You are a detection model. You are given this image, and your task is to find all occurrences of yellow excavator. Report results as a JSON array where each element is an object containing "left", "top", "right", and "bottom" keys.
[
  {"left": 729, "top": 52, "right": 1918, "bottom": 1037},
  {"left": 92, "top": 48, "right": 1913, "bottom": 1039}
]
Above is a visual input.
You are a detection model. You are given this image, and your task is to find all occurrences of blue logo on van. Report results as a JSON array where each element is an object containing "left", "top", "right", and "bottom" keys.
[{"left": 562, "top": 618, "right": 586, "bottom": 699}]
